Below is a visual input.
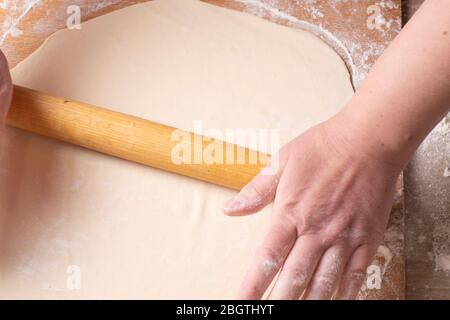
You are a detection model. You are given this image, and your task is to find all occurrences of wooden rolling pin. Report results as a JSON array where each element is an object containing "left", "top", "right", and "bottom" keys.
[{"left": 6, "top": 85, "right": 269, "bottom": 190}]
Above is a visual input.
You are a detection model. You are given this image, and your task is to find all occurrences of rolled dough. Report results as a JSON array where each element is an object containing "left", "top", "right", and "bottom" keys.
[{"left": 0, "top": 0, "right": 353, "bottom": 298}]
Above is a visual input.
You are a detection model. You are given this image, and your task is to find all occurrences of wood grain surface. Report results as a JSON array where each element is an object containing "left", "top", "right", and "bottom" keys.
[
  {"left": 402, "top": 0, "right": 450, "bottom": 300},
  {"left": 9, "top": 85, "right": 266, "bottom": 191},
  {"left": 0, "top": 0, "right": 405, "bottom": 299}
]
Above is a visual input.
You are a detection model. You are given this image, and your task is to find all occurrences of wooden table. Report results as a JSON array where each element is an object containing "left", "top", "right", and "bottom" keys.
[{"left": 402, "top": 0, "right": 450, "bottom": 300}]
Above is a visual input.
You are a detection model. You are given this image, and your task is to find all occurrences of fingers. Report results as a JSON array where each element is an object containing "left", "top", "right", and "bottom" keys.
[
  {"left": 237, "top": 218, "right": 297, "bottom": 299},
  {"left": 335, "top": 244, "right": 375, "bottom": 300},
  {"left": 0, "top": 51, "right": 12, "bottom": 122},
  {"left": 222, "top": 153, "right": 285, "bottom": 216},
  {"left": 268, "top": 235, "right": 324, "bottom": 300},
  {"left": 302, "top": 245, "right": 350, "bottom": 300}
]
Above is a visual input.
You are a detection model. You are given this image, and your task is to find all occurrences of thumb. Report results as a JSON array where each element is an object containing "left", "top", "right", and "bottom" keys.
[
  {"left": 0, "top": 51, "right": 12, "bottom": 122},
  {"left": 221, "top": 152, "right": 285, "bottom": 216}
]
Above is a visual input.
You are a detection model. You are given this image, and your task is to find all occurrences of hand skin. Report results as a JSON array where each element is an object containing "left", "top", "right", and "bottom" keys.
[
  {"left": 222, "top": 0, "right": 450, "bottom": 300},
  {"left": 0, "top": 51, "right": 12, "bottom": 124}
]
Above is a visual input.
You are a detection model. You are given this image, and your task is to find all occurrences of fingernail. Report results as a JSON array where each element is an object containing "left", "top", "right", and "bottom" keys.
[
  {"left": 221, "top": 197, "right": 244, "bottom": 214},
  {"left": 221, "top": 195, "right": 263, "bottom": 215}
]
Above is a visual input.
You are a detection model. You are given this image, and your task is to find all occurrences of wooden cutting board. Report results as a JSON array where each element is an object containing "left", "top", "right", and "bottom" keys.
[{"left": 0, "top": 0, "right": 404, "bottom": 299}]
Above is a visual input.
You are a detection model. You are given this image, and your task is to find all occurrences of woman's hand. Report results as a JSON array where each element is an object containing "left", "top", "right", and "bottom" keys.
[
  {"left": 0, "top": 51, "right": 12, "bottom": 123},
  {"left": 222, "top": 115, "right": 402, "bottom": 300},
  {"left": 222, "top": 0, "right": 450, "bottom": 300}
]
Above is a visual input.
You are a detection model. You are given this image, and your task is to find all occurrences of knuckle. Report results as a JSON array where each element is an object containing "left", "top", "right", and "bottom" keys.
[
  {"left": 243, "top": 181, "right": 263, "bottom": 198},
  {"left": 320, "top": 228, "right": 346, "bottom": 247},
  {"left": 321, "top": 223, "right": 375, "bottom": 248},
  {"left": 271, "top": 215, "right": 298, "bottom": 239},
  {"left": 243, "top": 179, "right": 275, "bottom": 203},
  {"left": 276, "top": 201, "right": 298, "bottom": 216}
]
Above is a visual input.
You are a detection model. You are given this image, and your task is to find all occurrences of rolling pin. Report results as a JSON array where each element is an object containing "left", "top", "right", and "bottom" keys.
[{"left": 6, "top": 85, "right": 269, "bottom": 190}]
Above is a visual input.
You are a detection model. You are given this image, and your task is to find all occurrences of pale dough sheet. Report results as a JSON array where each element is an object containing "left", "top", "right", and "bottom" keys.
[{"left": 0, "top": 0, "right": 353, "bottom": 298}]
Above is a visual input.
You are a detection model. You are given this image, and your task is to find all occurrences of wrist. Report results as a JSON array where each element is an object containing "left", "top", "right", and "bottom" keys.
[{"left": 325, "top": 107, "right": 412, "bottom": 173}]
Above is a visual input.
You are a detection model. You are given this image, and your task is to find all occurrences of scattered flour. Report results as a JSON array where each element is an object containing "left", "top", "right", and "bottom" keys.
[
  {"left": 444, "top": 167, "right": 450, "bottom": 177},
  {"left": 235, "top": 0, "right": 400, "bottom": 87},
  {"left": 0, "top": 0, "right": 41, "bottom": 45},
  {"left": 261, "top": 258, "right": 278, "bottom": 277},
  {"left": 0, "top": 0, "right": 10, "bottom": 9},
  {"left": 415, "top": 112, "right": 450, "bottom": 275},
  {"left": 376, "top": 245, "right": 393, "bottom": 275},
  {"left": 235, "top": 0, "right": 357, "bottom": 85},
  {"left": 435, "top": 254, "right": 450, "bottom": 272},
  {"left": 418, "top": 234, "right": 427, "bottom": 244}
]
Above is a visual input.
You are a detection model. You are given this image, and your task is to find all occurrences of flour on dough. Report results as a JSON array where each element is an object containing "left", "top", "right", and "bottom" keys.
[{"left": 0, "top": 0, "right": 353, "bottom": 298}]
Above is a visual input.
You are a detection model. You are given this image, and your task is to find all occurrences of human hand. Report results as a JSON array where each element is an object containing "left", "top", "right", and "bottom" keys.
[
  {"left": 0, "top": 50, "right": 12, "bottom": 123},
  {"left": 222, "top": 114, "right": 402, "bottom": 300}
]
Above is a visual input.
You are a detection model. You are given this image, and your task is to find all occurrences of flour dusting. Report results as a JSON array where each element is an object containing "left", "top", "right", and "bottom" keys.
[
  {"left": 444, "top": 167, "right": 450, "bottom": 177},
  {"left": 415, "top": 113, "right": 450, "bottom": 275},
  {"left": 235, "top": 0, "right": 400, "bottom": 87},
  {"left": 435, "top": 254, "right": 450, "bottom": 272},
  {"left": 261, "top": 258, "right": 278, "bottom": 277},
  {"left": 0, "top": 0, "right": 41, "bottom": 45},
  {"left": 235, "top": 0, "right": 357, "bottom": 85}
]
